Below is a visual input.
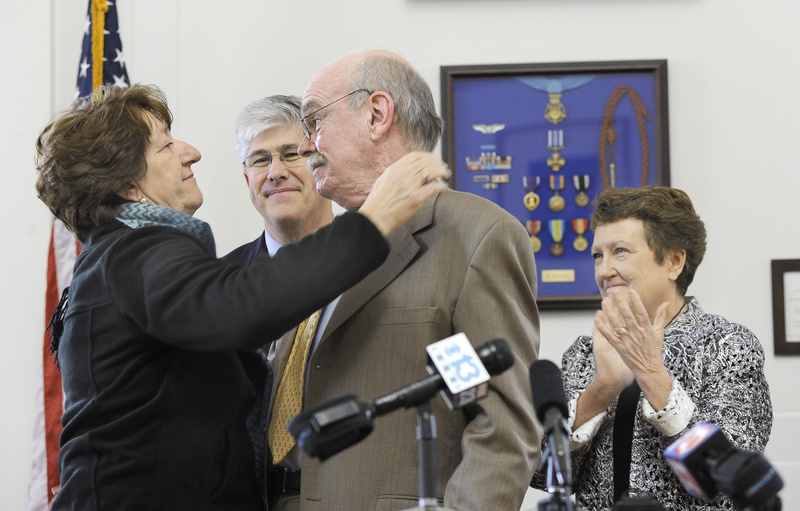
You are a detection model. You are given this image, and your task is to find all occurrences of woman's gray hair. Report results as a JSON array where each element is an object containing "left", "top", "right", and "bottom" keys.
[
  {"left": 233, "top": 95, "right": 303, "bottom": 162},
  {"left": 348, "top": 54, "right": 443, "bottom": 152}
]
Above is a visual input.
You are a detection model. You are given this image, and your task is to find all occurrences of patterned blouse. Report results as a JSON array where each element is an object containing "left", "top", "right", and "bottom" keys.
[{"left": 534, "top": 298, "right": 773, "bottom": 510}]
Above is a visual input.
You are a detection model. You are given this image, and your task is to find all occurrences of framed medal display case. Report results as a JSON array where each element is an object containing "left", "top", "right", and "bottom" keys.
[
  {"left": 771, "top": 259, "right": 800, "bottom": 355},
  {"left": 440, "top": 60, "right": 670, "bottom": 309}
]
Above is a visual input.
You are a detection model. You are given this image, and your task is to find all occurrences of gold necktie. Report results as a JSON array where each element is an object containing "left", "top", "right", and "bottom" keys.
[{"left": 268, "top": 309, "right": 322, "bottom": 465}]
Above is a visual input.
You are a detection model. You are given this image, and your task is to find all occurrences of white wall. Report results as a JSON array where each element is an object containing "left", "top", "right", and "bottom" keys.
[
  {"left": 3, "top": 0, "right": 798, "bottom": 509},
  {"left": 1, "top": 1, "right": 56, "bottom": 509}
]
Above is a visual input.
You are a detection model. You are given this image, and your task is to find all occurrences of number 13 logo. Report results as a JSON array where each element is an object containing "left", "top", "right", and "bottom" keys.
[{"left": 444, "top": 344, "right": 481, "bottom": 383}]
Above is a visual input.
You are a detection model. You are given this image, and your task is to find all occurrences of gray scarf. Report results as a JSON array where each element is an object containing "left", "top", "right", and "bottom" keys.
[{"left": 115, "top": 201, "right": 216, "bottom": 256}]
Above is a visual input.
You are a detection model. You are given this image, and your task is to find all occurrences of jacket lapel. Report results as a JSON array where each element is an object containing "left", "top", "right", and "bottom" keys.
[{"left": 319, "top": 196, "right": 436, "bottom": 341}]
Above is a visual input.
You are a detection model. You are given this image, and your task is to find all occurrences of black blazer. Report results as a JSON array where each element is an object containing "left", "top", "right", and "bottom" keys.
[{"left": 54, "top": 213, "right": 388, "bottom": 510}]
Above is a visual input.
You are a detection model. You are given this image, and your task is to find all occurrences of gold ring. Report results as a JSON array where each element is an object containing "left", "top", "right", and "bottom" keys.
[{"left": 616, "top": 326, "right": 629, "bottom": 336}]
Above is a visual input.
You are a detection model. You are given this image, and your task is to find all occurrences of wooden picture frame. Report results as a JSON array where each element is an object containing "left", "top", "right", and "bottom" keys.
[
  {"left": 771, "top": 259, "right": 800, "bottom": 355},
  {"left": 440, "top": 60, "right": 670, "bottom": 309}
]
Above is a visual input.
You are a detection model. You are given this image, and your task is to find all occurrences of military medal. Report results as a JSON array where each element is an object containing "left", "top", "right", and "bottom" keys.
[
  {"left": 547, "top": 130, "right": 565, "bottom": 172},
  {"left": 516, "top": 75, "right": 596, "bottom": 126},
  {"left": 547, "top": 130, "right": 564, "bottom": 150},
  {"left": 523, "top": 177, "right": 541, "bottom": 211},
  {"left": 547, "top": 153, "right": 565, "bottom": 172},
  {"left": 466, "top": 148, "right": 512, "bottom": 171},
  {"left": 548, "top": 219, "right": 565, "bottom": 257},
  {"left": 544, "top": 93, "right": 567, "bottom": 125},
  {"left": 573, "top": 175, "right": 591, "bottom": 207},
  {"left": 548, "top": 175, "right": 566, "bottom": 213},
  {"left": 526, "top": 220, "right": 542, "bottom": 253},
  {"left": 482, "top": 152, "right": 495, "bottom": 170},
  {"left": 572, "top": 218, "right": 589, "bottom": 252}
]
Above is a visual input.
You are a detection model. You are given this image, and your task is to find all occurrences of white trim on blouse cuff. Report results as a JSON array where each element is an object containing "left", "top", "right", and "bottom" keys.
[
  {"left": 566, "top": 379, "right": 696, "bottom": 450},
  {"left": 567, "top": 394, "right": 607, "bottom": 451},
  {"left": 641, "top": 378, "right": 695, "bottom": 437}
]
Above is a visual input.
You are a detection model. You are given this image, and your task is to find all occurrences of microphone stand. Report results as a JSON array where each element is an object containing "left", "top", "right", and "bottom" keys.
[
  {"left": 537, "top": 448, "right": 579, "bottom": 511},
  {"left": 401, "top": 400, "right": 456, "bottom": 511},
  {"left": 537, "top": 413, "right": 580, "bottom": 511},
  {"left": 537, "top": 449, "right": 580, "bottom": 511}
]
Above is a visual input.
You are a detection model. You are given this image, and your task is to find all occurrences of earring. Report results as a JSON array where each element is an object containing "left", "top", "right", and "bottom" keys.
[{"left": 139, "top": 197, "right": 148, "bottom": 204}]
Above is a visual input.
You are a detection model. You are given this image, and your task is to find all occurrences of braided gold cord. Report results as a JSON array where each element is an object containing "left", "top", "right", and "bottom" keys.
[{"left": 599, "top": 85, "right": 652, "bottom": 189}]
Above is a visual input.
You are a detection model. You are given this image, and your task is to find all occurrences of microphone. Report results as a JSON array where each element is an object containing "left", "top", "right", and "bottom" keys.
[
  {"left": 664, "top": 422, "right": 783, "bottom": 510},
  {"left": 372, "top": 336, "right": 515, "bottom": 415},
  {"left": 529, "top": 360, "right": 573, "bottom": 490},
  {"left": 287, "top": 394, "right": 374, "bottom": 462},
  {"left": 288, "top": 337, "right": 514, "bottom": 460}
]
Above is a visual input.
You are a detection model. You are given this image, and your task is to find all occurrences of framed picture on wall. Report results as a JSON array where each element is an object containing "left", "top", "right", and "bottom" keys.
[
  {"left": 440, "top": 60, "right": 670, "bottom": 309},
  {"left": 771, "top": 259, "right": 800, "bottom": 355}
]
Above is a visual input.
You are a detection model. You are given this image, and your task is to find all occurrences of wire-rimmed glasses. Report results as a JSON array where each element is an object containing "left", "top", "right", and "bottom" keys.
[
  {"left": 300, "top": 89, "right": 371, "bottom": 139},
  {"left": 242, "top": 149, "right": 304, "bottom": 171}
]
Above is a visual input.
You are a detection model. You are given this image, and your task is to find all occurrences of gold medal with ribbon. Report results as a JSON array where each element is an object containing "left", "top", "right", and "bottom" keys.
[
  {"left": 523, "top": 176, "right": 541, "bottom": 211},
  {"left": 573, "top": 175, "right": 591, "bottom": 207},
  {"left": 549, "top": 175, "right": 566, "bottom": 213},
  {"left": 545, "top": 93, "right": 567, "bottom": 125},
  {"left": 516, "top": 75, "right": 595, "bottom": 127},
  {"left": 572, "top": 218, "right": 589, "bottom": 252},
  {"left": 548, "top": 219, "right": 565, "bottom": 257},
  {"left": 547, "top": 129, "right": 565, "bottom": 172},
  {"left": 526, "top": 220, "right": 542, "bottom": 253}
]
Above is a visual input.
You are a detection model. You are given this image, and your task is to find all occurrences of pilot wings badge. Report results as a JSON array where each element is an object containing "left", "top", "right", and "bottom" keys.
[{"left": 472, "top": 123, "right": 506, "bottom": 134}]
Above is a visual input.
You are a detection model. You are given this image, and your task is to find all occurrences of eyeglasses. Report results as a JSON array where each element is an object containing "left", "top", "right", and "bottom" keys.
[
  {"left": 243, "top": 149, "right": 304, "bottom": 170},
  {"left": 300, "top": 89, "right": 371, "bottom": 139}
]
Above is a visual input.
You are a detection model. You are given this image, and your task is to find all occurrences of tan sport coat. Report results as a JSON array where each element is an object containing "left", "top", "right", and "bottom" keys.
[{"left": 270, "top": 190, "right": 542, "bottom": 511}]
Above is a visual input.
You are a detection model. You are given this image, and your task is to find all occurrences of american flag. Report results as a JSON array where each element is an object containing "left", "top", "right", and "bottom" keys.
[
  {"left": 27, "top": 2, "right": 129, "bottom": 509},
  {"left": 75, "top": 0, "right": 129, "bottom": 98}
]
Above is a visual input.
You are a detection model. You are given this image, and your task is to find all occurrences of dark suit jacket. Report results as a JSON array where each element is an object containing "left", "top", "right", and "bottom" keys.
[
  {"left": 269, "top": 191, "right": 542, "bottom": 511},
  {"left": 222, "top": 232, "right": 274, "bottom": 503},
  {"left": 224, "top": 232, "right": 268, "bottom": 266}
]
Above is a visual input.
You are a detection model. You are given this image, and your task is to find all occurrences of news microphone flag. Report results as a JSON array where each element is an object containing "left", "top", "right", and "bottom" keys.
[
  {"left": 425, "top": 333, "right": 492, "bottom": 410},
  {"left": 27, "top": 2, "right": 129, "bottom": 509},
  {"left": 663, "top": 422, "right": 722, "bottom": 500},
  {"left": 664, "top": 422, "right": 783, "bottom": 507}
]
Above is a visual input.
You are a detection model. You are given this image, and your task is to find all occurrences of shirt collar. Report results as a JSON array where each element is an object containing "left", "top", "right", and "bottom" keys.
[{"left": 263, "top": 230, "right": 283, "bottom": 257}]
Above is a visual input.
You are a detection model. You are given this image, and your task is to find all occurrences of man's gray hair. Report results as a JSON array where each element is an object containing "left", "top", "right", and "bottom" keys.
[
  {"left": 233, "top": 95, "right": 302, "bottom": 162},
  {"left": 348, "top": 54, "right": 444, "bottom": 152}
]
